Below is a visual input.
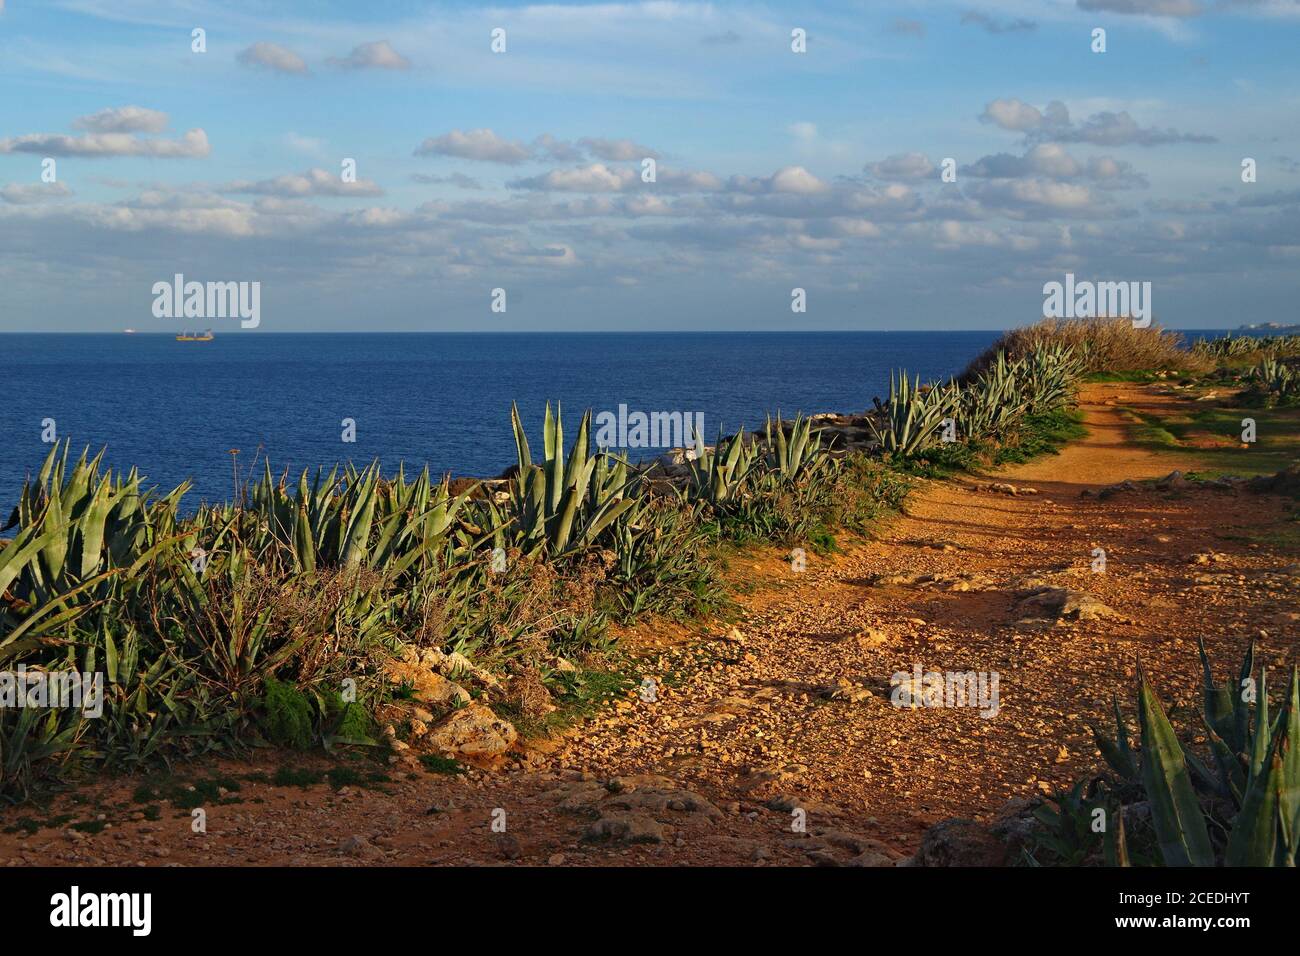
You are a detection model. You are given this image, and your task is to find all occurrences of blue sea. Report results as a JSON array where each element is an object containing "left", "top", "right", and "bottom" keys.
[{"left": 0, "top": 330, "right": 1213, "bottom": 507}]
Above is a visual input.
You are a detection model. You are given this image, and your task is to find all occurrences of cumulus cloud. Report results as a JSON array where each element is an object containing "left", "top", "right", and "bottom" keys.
[
  {"left": 327, "top": 40, "right": 410, "bottom": 71},
  {"left": 0, "top": 128, "right": 210, "bottom": 158},
  {"left": 1, "top": 181, "right": 73, "bottom": 204},
  {"left": 415, "top": 128, "right": 531, "bottom": 164},
  {"left": 416, "top": 130, "right": 662, "bottom": 166},
  {"left": 966, "top": 144, "right": 1147, "bottom": 187},
  {"left": 960, "top": 11, "right": 1037, "bottom": 33},
  {"left": 512, "top": 163, "right": 634, "bottom": 192},
  {"left": 509, "top": 162, "right": 723, "bottom": 193},
  {"left": 578, "top": 137, "right": 660, "bottom": 161},
  {"left": 867, "top": 152, "right": 936, "bottom": 180},
  {"left": 72, "top": 106, "right": 168, "bottom": 134},
  {"left": 532, "top": 133, "right": 583, "bottom": 162},
  {"left": 980, "top": 98, "right": 1215, "bottom": 146},
  {"left": 1077, "top": 0, "right": 1203, "bottom": 16},
  {"left": 411, "top": 172, "right": 483, "bottom": 190},
  {"left": 980, "top": 98, "right": 1069, "bottom": 131},
  {"left": 732, "top": 166, "right": 830, "bottom": 195},
  {"left": 1052, "top": 110, "right": 1217, "bottom": 146},
  {"left": 237, "top": 42, "right": 309, "bottom": 75},
  {"left": 221, "top": 168, "right": 384, "bottom": 197},
  {"left": 965, "top": 179, "right": 1113, "bottom": 218}
]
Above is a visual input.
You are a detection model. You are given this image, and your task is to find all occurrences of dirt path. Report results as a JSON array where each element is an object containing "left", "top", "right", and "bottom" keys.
[{"left": 4, "top": 383, "right": 1297, "bottom": 868}]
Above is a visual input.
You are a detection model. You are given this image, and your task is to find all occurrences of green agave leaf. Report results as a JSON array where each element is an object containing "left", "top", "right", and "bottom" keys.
[
  {"left": 1279, "top": 666, "right": 1300, "bottom": 864},
  {"left": 1138, "top": 674, "right": 1215, "bottom": 867},
  {"left": 1226, "top": 750, "right": 1282, "bottom": 867}
]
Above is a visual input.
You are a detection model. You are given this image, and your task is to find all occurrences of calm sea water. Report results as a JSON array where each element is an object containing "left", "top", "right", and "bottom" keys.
[{"left": 0, "top": 329, "right": 1197, "bottom": 507}]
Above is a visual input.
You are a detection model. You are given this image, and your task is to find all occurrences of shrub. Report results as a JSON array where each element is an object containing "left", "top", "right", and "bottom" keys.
[
  {"left": 964, "top": 318, "right": 1212, "bottom": 377},
  {"left": 259, "top": 676, "right": 314, "bottom": 749}
]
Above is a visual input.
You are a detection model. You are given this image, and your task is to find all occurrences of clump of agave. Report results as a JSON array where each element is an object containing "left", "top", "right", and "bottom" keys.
[
  {"left": 504, "top": 402, "right": 640, "bottom": 557},
  {"left": 874, "top": 345, "right": 1083, "bottom": 456},
  {"left": 1085, "top": 639, "right": 1299, "bottom": 866},
  {"left": 1246, "top": 357, "right": 1300, "bottom": 406},
  {"left": 684, "top": 427, "right": 758, "bottom": 507},
  {"left": 1194, "top": 333, "right": 1300, "bottom": 360},
  {"left": 868, "top": 371, "right": 960, "bottom": 457},
  {"left": 761, "top": 412, "right": 830, "bottom": 484},
  {"left": 957, "top": 351, "right": 1026, "bottom": 444}
]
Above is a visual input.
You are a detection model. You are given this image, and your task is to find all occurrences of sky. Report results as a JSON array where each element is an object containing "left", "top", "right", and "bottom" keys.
[{"left": 0, "top": 0, "right": 1298, "bottom": 332}]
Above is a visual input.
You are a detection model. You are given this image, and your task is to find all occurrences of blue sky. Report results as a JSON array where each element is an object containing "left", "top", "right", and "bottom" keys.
[{"left": 1, "top": 0, "right": 1298, "bottom": 331}]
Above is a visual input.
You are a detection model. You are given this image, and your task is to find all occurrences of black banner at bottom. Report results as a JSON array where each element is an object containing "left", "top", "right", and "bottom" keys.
[{"left": 2, "top": 864, "right": 1280, "bottom": 940}]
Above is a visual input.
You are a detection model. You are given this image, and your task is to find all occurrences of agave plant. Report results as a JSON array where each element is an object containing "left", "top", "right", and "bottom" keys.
[
  {"left": 684, "top": 426, "right": 757, "bottom": 507},
  {"left": 958, "top": 351, "right": 1026, "bottom": 443},
  {"left": 761, "top": 413, "right": 830, "bottom": 483},
  {"left": 1194, "top": 333, "right": 1300, "bottom": 360},
  {"left": 1020, "top": 343, "right": 1084, "bottom": 415},
  {"left": 238, "top": 460, "right": 475, "bottom": 575},
  {"left": 1248, "top": 357, "right": 1299, "bottom": 405},
  {"left": 1, "top": 444, "right": 185, "bottom": 660},
  {"left": 1092, "top": 639, "right": 1300, "bottom": 867},
  {"left": 507, "top": 402, "right": 640, "bottom": 557},
  {"left": 868, "top": 371, "right": 959, "bottom": 457}
]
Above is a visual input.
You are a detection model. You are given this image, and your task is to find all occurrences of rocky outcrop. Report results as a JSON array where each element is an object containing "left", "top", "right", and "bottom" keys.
[
  {"left": 1248, "top": 463, "right": 1300, "bottom": 497},
  {"left": 424, "top": 703, "right": 518, "bottom": 758},
  {"left": 908, "top": 818, "right": 1009, "bottom": 867},
  {"left": 1014, "top": 586, "right": 1114, "bottom": 622}
]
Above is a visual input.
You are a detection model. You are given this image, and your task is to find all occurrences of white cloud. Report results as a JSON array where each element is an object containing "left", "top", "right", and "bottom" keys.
[
  {"left": 0, "top": 128, "right": 210, "bottom": 158},
  {"left": 221, "top": 168, "right": 384, "bottom": 198},
  {"left": 237, "top": 42, "right": 309, "bottom": 75},
  {"left": 981, "top": 98, "right": 1216, "bottom": 146},
  {"left": 578, "top": 137, "right": 660, "bottom": 161},
  {"left": 513, "top": 163, "right": 634, "bottom": 192},
  {"left": 770, "top": 166, "right": 830, "bottom": 194},
  {"left": 415, "top": 128, "right": 531, "bottom": 164},
  {"left": 980, "top": 98, "right": 1068, "bottom": 131},
  {"left": 1, "top": 182, "right": 73, "bottom": 204},
  {"left": 867, "top": 152, "right": 935, "bottom": 180},
  {"left": 327, "top": 40, "right": 410, "bottom": 71},
  {"left": 72, "top": 106, "right": 168, "bottom": 134},
  {"left": 1076, "top": 0, "right": 1203, "bottom": 17},
  {"left": 412, "top": 172, "right": 483, "bottom": 190}
]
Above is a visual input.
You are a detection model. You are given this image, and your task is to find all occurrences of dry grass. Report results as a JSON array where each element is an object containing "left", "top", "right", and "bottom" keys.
[{"left": 963, "top": 318, "right": 1214, "bottom": 377}]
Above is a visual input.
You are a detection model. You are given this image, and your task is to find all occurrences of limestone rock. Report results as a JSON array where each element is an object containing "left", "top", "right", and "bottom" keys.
[
  {"left": 1015, "top": 586, "right": 1114, "bottom": 622},
  {"left": 384, "top": 660, "right": 471, "bottom": 707},
  {"left": 426, "top": 703, "right": 518, "bottom": 758}
]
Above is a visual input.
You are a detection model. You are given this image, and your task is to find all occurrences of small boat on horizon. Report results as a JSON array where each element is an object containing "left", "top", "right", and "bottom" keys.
[{"left": 176, "top": 329, "right": 214, "bottom": 342}]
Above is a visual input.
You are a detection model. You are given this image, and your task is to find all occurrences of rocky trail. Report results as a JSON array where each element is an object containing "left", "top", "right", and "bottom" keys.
[{"left": 5, "top": 382, "right": 1298, "bottom": 868}]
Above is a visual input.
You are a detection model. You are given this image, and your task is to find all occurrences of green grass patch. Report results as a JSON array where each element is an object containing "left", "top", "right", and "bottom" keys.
[
  {"left": 993, "top": 408, "right": 1088, "bottom": 465},
  {"left": 418, "top": 754, "right": 466, "bottom": 775},
  {"left": 1121, "top": 400, "right": 1300, "bottom": 476},
  {"left": 131, "top": 774, "right": 242, "bottom": 809},
  {"left": 271, "top": 765, "right": 324, "bottom": 788}
]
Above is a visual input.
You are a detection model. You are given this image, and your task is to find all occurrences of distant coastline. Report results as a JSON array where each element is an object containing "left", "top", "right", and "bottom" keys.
[{"left": 1237, "top": 322, "right": 1300, "bottom": 333}]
